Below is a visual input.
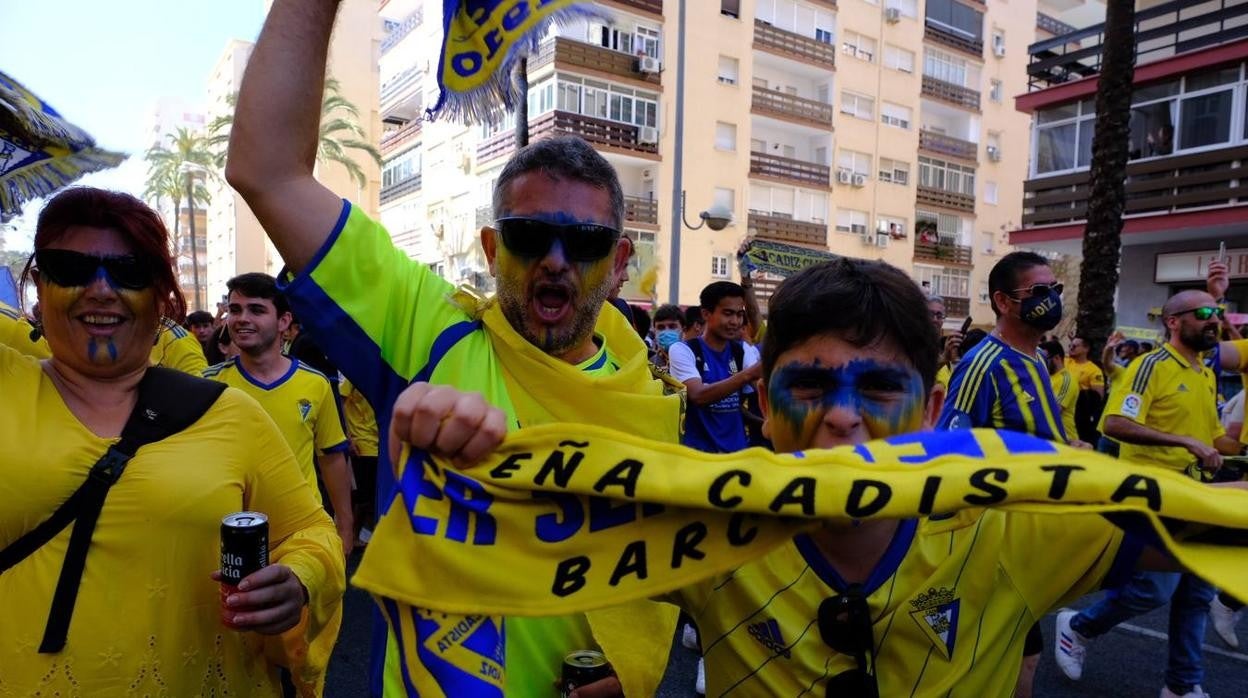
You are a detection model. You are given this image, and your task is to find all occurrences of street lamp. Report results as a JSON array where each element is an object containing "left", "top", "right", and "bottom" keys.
[{"left": 681, "top": 191, "right": 733, "bottom": 231}]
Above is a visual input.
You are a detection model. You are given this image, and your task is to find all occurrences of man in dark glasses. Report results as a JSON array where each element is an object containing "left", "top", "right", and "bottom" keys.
[{"left": 1055, "top": 288, "right": 1248, "bottom": 698}]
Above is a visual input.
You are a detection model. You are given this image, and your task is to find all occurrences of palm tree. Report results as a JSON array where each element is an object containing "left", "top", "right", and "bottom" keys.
[
  {"left": 209, "top": 78, "right": 380, "bottom": 189},
  {"left": 145, "top": 127, "right": 215, "bottom": 311},
  {"left": 1077, "top": 0, "right": 1137, "bottom": 354}
]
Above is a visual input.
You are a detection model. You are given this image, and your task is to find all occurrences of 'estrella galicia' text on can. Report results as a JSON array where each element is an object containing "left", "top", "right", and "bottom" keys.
[{"left": 220, "top": 512, "right": 269, "bottom": 628}]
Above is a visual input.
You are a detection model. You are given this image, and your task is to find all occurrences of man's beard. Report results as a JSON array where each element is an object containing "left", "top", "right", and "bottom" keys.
[
  {"left": 1180, "top": 323, "right": 1220, "bottom": 352},
  {"left": 496, "top": 274, "right": 611, "bottom": 356}
]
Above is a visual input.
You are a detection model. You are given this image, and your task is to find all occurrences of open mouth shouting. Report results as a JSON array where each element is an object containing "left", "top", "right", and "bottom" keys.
[{"left": 532, "top": 282, "right": 575, "bottom": 325}]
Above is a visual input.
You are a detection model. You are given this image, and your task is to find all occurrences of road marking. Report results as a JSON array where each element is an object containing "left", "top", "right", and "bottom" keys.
[{"left": 1114, "top": 623, "right": 1248, "bottom": 663}]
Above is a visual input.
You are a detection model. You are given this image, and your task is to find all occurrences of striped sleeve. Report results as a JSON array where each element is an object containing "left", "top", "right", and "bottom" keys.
[
  {"left": 1106, "top": 350, "right": 1167, "bottom": 424},
  {"left": 937, "top": 343, "right": 1001, "bottom": 429}
]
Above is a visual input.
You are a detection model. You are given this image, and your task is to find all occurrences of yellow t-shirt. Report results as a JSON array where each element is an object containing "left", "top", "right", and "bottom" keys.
[
  {"left": 0, "top": 301, "right": 50, "bottom": 359},
  {"left": 340, "top": 378, "right": 379, "bottom": 458},
  {"left": 672, "top": 510, "right": 1129, "bottom": 697},
  {"left": 935, "top": 363, "right": 952, "bottom": 391},
  {"left": 0, "top": 343, "right": 344, "bottom": 696},
  {"left": 1065, "top": 357, "right": 1106, "bottom": 393},
  {"left": 1051, "top": 368, "right": 1079, "bottom": 444},
  {"left": 204, "top": 357, "right": 349, "bottom": 501},
  {"left": 1105, "top": 343, "right": 1224, "bottom": 472},
  {"left": 150, "top": 317, "right": 207, "bottom": 375}
]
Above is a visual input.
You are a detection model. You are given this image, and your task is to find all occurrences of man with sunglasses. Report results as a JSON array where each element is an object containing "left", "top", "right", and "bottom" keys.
[
  {"left": 1055, "top": 289, "right": 1248, "bottom": 698},
  {"left": 224, "top": 2, "right": 682, "bottom": 695}
]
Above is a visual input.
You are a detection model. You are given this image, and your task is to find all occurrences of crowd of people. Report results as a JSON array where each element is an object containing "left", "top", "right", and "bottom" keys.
[{"left": 3, "top": 2, "right": 1248, "bottom": 697}]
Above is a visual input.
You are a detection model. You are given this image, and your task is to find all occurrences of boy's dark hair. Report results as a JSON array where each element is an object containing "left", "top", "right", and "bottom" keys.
[
  {"left": 654, "top": 304, "right": 683, "bottom": 326},
  {"left": 700, "top": 281, "right": 745, "bottom": 311},
  {"left": 630, "top": 304, "right": 651, "bottom": 338},
  {"left": 683, "top": 305, "right": 704, "bottom": 330},
  {"left": 1039, "top": 340, "right": 1066, "bottom": 362},
  {"left": 186, "top": 310, "right": 214, "bottom": 326},
  {"left": 762, "top": 258, "right": 939, "bottom": 391},
  {"left": 987, "top": 251, "right": 1051, "bottom": 317},
  {"left": 226, "top": 272, "right": 290, "bottom": 315}
]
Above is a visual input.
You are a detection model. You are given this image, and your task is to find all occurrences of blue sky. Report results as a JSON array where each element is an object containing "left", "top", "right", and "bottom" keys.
[{"left": 1, "top": 0, "right": 266, "bottom": 249}]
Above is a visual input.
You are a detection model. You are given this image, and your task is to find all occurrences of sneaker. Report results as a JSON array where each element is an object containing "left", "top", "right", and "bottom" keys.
[
  {"left": 1160, "top": 684, "right": 1210, "bottom": 698},
  {"left": 1054, "top": 609, "right": 1089, "bottom": 681},
  {"left": 695, "top": 657, "right": 705, "bottom": 695},
  {"left": 681, "top": 623, "right": 700, "bottom": 650},
  {"left": 1210, "top": 596, "right": 1241, "bottom": 649}
]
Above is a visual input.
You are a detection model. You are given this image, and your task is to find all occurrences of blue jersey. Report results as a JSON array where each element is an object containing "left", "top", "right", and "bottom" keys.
[
  {"left": 669, "top": 338, "right": 753, "bottom": 453},
  {"left": 938, "top": 334, "right": 1069, "bottom": 442}
]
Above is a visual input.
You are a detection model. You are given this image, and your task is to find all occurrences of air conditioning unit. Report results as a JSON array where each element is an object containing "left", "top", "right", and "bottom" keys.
[
  {"left": 836, "top": 169, "right": 853, "bottom": 185},
  {"left": 987, "top": 145, "right": 1002, "bottom": 161},
  {"left": 852, "top": 173, "right": 867, "bottom": 187},
  {"left": 637, "top": 56, "right": 661, "bottom": 74},
  {"left": 884, "top": 7, "right": 902, "bottom": 23},
  {"left": 876, "top": 233, "right": 890, "bottom": 247},
  {"left": 992, "top": 35, "right": 1006, "bottom": 57},
  {"left": 638, "top": 126, "right": 659, "bottom": 144}
]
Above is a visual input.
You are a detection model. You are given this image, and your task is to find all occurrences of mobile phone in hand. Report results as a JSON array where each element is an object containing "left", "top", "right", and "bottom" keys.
[{"left": 960, "top": 316, "right": 973, "bottom": 334}]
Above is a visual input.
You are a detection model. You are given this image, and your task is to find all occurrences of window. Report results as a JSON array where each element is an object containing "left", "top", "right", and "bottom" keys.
[
  {"left": 591, "top": 22, "right": 636, "bottom": 55},
  {"left": 715, "top": 121, "right": 737, "bottom": 150},
  {"left": 381, "top": 149, "right": 421, "bottom": 187},
  {"left": 885, "top": 0, "right": 918, "bottom": 18},
  {"left": 878, "top": 158, "right": 910, "bottom": 185},
  {"left": 717, "top": 55, "right": 739, "bottom": 85},
  {"left": 984, "top": 180, "right": 998, "bottom": 204},
  {"left": 837, "top": 149, "right": 871, "bottom": 177},
  {"left": 713, "top": 187, "right": 735, "bottom": 214},
  {"left": 987, "top": 131, "right": 1002, "bottom": 151},
  {"left": 924, "top": 48, "right": 979, "bottom": 89},
  {"left": 881, "top": 102, "right": 912, "bottom": 129},
  {"left": 991, "top": 31, "right": 1006, "bottom": 57},
  {"left": 1034, "top": 98, "right": 1095, "bottom": 174},
  {"left": 752, "top": 76, "right": 768, "bottom": 89},
  {"left": 841, "top": 30, "right": 877, "bottom": 62},
  {"left": 815, "top": 28, "right": 834, "bottom": 44},
  {"left": 836, "top": 208, "right": 870, "bottom": 235},
  {"left": 981, "top": 231, "right": 996, "bottom": 255},
  {"left": 884, "top": 44, "right": 915, "bottom": 73},
  {"left": 750, "top": 138, "right": 766, "bottom": 153},
  {"left": 916, "top": 210, "right": 965, "bottom": 243},
  {"left": 711, "top": 255, "right": 730, "bottom": 277},
  {"left": 925, "top": 0, "right": 983, "bottom": 41},
  {"left": 878, "top": 215, "right": 908, "bottom": 239},
  {"left": 556, "top": 76, "right": 657, "bottom": 128},
  {"left": 990, "top": 79, "right": 1003, "bottom": 103},
  {"left": 919, "top": 156, "right": 975, "bottom": 195},
  {"left": 841, "top": 91, "right": 875, "bottom": 120},
  {"left": 721, "top": 0, "right": 740, "bottom": 18},
  {"left": 635, "top": 26, "right": 660, "bottom": 59},
  {"left": 913, "top": 263, "right": 971, "bottom": 299}
]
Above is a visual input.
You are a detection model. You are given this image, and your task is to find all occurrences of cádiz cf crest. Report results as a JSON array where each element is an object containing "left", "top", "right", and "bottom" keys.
[
  {"left": 297, "top": 399, "right": 312, "bottom": 422},
  {"left": 909, "top": 587, "right": 960, "bottom": 660}
]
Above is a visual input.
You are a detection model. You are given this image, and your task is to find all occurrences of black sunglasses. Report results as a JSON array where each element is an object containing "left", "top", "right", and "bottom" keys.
[
  {"left": 818, "top": 585, "right": 879, "bottom": 698},
  {"left": 1008, "top": 282, "right": 1063, "bottom": 299},
  {"left": 35, "top": 249, "right": 154, "bottom": 290},
  {"left": 1172, "top": 306, "right": 1225, "bottom": 321},
  {"left": 494, "top": 217, "right": 620, "bottom": 262}
]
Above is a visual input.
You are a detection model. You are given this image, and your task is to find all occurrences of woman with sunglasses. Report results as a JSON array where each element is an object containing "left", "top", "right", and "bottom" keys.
[{"left": 0, "top": 187, "right": 345, "bottom": 696}]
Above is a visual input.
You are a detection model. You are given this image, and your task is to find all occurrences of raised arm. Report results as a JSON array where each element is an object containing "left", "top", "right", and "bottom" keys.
[{"left": 225, "top": 0, "right": 344, "bottom": 272}]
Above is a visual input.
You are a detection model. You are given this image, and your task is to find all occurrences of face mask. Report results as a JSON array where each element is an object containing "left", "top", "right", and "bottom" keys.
[
  {"left": 657, "top": 329, "right": 681, "bottom": 351},
  {"left": 1019, "top": 289, "right": 1062, "bottom": 331}
]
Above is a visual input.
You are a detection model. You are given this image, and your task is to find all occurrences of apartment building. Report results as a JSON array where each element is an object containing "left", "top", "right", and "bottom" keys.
[
  {"left": 1015, "top": 0, "right": 1248, "bottom": 335},
  {"left": 378, "top": 0, "right": 1034, "bottom": 324}
]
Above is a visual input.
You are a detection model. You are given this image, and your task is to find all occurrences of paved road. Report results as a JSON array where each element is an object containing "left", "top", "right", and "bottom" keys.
[{"left": 327, "top": 554, "right": 1248, "bottom": 696}]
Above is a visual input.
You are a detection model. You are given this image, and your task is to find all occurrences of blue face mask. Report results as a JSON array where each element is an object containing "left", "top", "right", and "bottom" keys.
[
  {"left": 1020, "top": 289, "right": 1063, "bottom": 331},
  {"left": 657, "top": 329, "right": 681, "bottom": 351}
]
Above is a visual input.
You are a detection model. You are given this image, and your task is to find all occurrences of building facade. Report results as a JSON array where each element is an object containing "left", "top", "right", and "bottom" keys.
[
  {"left": 378, "top": 0, "right": 1035, "bottom": 325},
  {"left": 1015, "top": 0, "right": 1248, "bottom": 339}
]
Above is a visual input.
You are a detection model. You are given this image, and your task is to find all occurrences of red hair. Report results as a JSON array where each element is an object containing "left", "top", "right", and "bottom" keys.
[{"left": 21, "top": 187, "right": 188, "bottom": 322}]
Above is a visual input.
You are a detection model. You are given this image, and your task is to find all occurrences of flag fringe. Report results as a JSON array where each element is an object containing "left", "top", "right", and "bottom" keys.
[
  {"left": 0, "top": 75, "right": 95, "bottom": 150},
  {"left": 0, "top": 149, "right": 126, "bottom": 222}
]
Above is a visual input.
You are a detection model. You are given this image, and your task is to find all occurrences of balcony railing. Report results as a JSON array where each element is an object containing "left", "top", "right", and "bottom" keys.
[
  {"left": 749, "top": 152, "right": 831, "bottom": 187},
  {"left": 914, "top": 238, "right": 974, "bottom": 265},
  {"left": 917, "top": 185, "right": 976, "bottom": 212},
  {"left": 1027, "top": 0, "right": 1248, "bottom": 89},
  {"left": 753, "top": 19, "right": 837, "bottom": 68},
  {"left": 919, "top": 130, "right": 978, "bottom": 162},
  {"left": 921, "top": 75, "right": 981, "bottom": 111},
  {"left": 530, "top": 37, "right": 661, "bottom": 86},
  {"left": 747, "top": 212, "right": 829, "bottom": 248},
  {"left": 623, "top": 195, "right": 659, "bottom": 225},
  {"left": 477, "top": 110, "right": 660, "bottom": 165},
  {"left": 380, "top": 120, "right": 422, "bottom": 155},
  {"left": 1022, "top": 144, "right": 1248, "bottom": 227},
  {"left": 1035, "top": 12, "right": 1077, "bottom": 37},
  {"left": 381, "top": 7, "right": 423, "bottom": 54},
  {"left": 751, "top": 86, "right": 834, "bottom": 128},
  {"left": 380, "top": 173, "right": 422, "bottom": 205},
  {"left": 943, "top": 295, "right": 971, "bottom": 316},
  {"left": 612, "top": 0, "right": 663, "bottom": 16},
  {"left": 924, "top": 21, "right": 983, "bottom": 58}
]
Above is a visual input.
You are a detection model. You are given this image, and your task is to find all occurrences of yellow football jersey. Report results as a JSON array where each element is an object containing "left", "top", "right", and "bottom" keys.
[
  {"left": 673, "top": 510, "right": 1129, "bottom": 697},
  {"left": 339, "top": 378, "right": 379, "bottom": 457},
  {"left": 1051, "top": 368, "right": 1079, "bottom": 444},
  {"left": 150, "top": 317, "right": 207, "bottom": 375},
  {"left": 0, "top": 301, "right": 50, "bottom": 359},
  {"left": 205, "top": 357, "right": 348, "bottom": 501},
  {"left": 1065, "top": 357, "right": 1106, "bottom": 392}
]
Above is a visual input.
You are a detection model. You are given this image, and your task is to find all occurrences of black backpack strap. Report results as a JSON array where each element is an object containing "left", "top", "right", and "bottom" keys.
[
  {"left": 0, "top": 367, "right": 225, "bottom": 653},
  {"left": 729, "top": 341, "right": 745, "bottom": 375},
  {"left": 685, "top": 338, "right": 705, "bottom": 377}
]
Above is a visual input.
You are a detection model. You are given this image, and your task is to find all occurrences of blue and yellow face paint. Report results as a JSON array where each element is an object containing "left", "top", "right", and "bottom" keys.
[
  {"left": 766, "top": 358, "right": 927, "bottom": 453},
  {"left": 38, "top": 264, "right": 158, "bottom": 371}
]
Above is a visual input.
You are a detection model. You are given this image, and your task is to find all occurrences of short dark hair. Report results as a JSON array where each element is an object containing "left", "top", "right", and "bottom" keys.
[
  {"left": 493, "top": 136, "right": 624, "bottom": 231},
  {"left": 186, "top": 310, "right": 214, "bottom": 326},
  {"left": 683, "top": 305, "right": 704, "bottom": 330},
  {"left": 988, "top": 251, "right": 1051, "bottom": 317},
  {"left": 700, "top": 281, "right": 745, "bottom": 311},
  {"left": 226, "top": 272, "right": 290, "bottom": 315},
  {"left": 1039, "top": 340, "right": 1066, "bottom": 361},
  {"left": 762, "top": 258, "right": 939, "bottom": 391},
  {"left": 630, "top": 304, "right": 651, "bottom": 338},
  {"left": 654, "top": 304, "right": 682, "bottom": 325}
]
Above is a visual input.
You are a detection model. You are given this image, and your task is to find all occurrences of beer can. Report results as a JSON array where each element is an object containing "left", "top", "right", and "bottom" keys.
[
  {"left": 220, "top": 512, "right": 268, "bottom": 628},
  {"left": 559, "top": 650, "right": 612, "bottom": 697}
]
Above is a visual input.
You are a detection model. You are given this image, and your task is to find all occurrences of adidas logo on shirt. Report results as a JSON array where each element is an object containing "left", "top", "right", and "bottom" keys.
[{"left": 748, "top": 618, "right": 791, "bottom": 659}]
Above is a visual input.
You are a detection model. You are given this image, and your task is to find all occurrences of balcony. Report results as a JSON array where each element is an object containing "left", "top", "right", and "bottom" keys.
[
  {"left": 530, "top": 37, "right": 661, "bottom": 87},
  {"left": 1027, "top": 0, "right": 1248, "bottom": 89},
  {"left": 751, "top": 85, "right": 834, "bottom": 129},
  {"left": 747, "top": 212, "right": 828, "bottom": 248},
  {"left": 1035, "top": 12, "right": 1077, "bottom": 37},
  {"left": 623, "top": 195, "right": 659, "bottom": 225},
  {"left": 917, "top": 185, "right": 976, "bottom": 212},
  {"left": 611, "top": 0, "right": 663, "bottom": 17},
  {"left": 477, "top": 110, "right": 660, "bottom": 165},
  {"left": 753, "top": 19, "right": 837, "bottom": 69},
  {"left": 1022, "top": 145, "right": 1248, "bottom": 227},
  {"left": 921, "top": 75, "right": 981, "bottom": 112},
  {"left": 380, "top": 120, "right": 422, "bottom": 156},
  {"left": 943, "top": 295, "right": 971, "bottom": 317},
  {"left": 919, "top": 130, "right": 978, "bottom": 163},
  {"left": 381, "top": 67, "right": 422, "bottom": 107},
  {"left": 380, "top": 173, "right": 422, "bottom": 205},
  {"left": 914, "top": 238, "right": 974, "bottom": 266},
  {"left": 381, "top": 7, "right": 423, "bottom": 54},
  {"left": 924, "top": 21, "right": 983, "bottom": 58},
  {"left": 749, "top": 152, "right": 831, "bottom": 187}
]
